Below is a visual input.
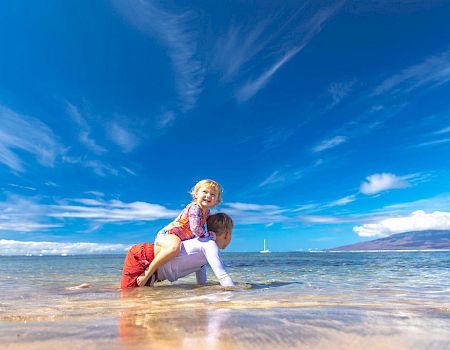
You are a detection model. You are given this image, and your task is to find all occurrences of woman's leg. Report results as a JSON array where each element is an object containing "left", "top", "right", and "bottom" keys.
[{"left": 137, "top": 235, "right": 181, "bottom": 286}]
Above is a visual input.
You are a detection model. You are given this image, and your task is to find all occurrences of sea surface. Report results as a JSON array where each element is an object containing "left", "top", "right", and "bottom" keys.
[{"left": 1, "top": 251, "right": 449, "bottom": 349}]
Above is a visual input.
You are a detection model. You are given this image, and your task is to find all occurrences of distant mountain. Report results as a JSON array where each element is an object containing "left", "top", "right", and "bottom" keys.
[{"left": 329, "top": 230, "right": 450, "bottom": 251}]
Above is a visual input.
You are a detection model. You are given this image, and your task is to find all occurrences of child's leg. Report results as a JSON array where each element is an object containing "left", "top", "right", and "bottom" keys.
[{"left": 137, "top": 235, "right": 181, "bottom": 286}]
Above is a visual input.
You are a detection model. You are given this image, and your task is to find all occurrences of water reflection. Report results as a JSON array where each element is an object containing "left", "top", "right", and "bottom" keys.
[{"left": 119, "top": 294, "right": 232, "bottom": 349}]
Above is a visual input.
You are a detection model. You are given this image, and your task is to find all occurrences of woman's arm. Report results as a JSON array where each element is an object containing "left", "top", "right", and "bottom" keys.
[
  {"left": 195, "top": 265, "right": 207, "bottom": 285},
  {"left": 202, "top": 241, "right": 235, "bottom": 287}
]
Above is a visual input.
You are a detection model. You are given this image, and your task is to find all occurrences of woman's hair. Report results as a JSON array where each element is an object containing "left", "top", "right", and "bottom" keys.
[
  {"left": 190, "top": 179, "right": 223, "bottom": 204},
  {"left": 207, "top": 213, "right": 234, "bottom": 236}
]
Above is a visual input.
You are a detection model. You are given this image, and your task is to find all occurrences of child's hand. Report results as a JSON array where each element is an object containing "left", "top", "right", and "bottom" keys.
[
  {"left": 208, "top": 231, "right": 217, "bottom": 240},
  {"left": 136, "top": 273, "right": 146, "bottom": 287}
]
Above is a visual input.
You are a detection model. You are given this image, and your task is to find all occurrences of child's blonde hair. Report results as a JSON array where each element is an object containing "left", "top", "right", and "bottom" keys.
[
  {"left": 207, "top": 213, "right": 234, "bottom": 236},
  {"left": 191, "top": 179, "right": 223, "bottom": 204}
]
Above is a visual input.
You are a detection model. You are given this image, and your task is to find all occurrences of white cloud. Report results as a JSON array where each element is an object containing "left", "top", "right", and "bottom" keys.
[
  {"left": 353, "top": 210, "right": 450, "bottom": 237},
  {"left": 372, "top": 50, "right": 450, "bottom": 96},
  {"left": 360, "top": 173, "right": 410, "bottom": 195},
  {"left": 66, "top": 102, "right": 106, "bottom": 155},
  {"left": 0, "top": 195, "right": 61, "bottom": 232},
  {"left": 0, "top": 222, "right": 61, "bottom": 232},
  {"left": 114, "top": 0, "right": 203, "bottom": 111},
  {"left": 0, "top": 239, "right": 129, "bottom": 256},
  {"left": 299, "top": 215, "right": 346, "bottom": 224},
  {"left": 0, "top": 195, "right": 178, "bottom": 233},
  {"left": 0, "top": 105, "right": 62, "bottom": 172},
  {"left": 313, "top": 135, "right": 347, "bottom": 153},
  {"left": 50, "top": 198, "right": 178, "bottom": 222},
  {"left": 84, "top": 191, "right": 105, "bottom": 197}
]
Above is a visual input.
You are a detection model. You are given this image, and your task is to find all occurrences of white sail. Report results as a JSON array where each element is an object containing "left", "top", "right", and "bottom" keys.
[{"left": 259, "top": 239, "right": 270, "bottom": 253}]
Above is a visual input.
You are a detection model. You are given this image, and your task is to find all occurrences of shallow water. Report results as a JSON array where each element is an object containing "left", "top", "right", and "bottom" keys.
[{"left": 1, "top": 252, "right": 449, "bottom": 349}]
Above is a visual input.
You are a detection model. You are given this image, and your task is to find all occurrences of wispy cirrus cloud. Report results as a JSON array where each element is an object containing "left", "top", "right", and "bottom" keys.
[
  {"left": 114, "top": 0, "right": 203, "bottom": 112},
  {"left": 372, "top": 50, "right": 450, "bottom": 96},
  {"left": 213, "top": 19, "right": 273, "bottom": 81},
  {"left": 0, "top": 239, "right": 129, "bottom": 256},
  {"left": 327, "top": 195, "right": 357, "bottom": 207},
  {"left": 259, "top": 169, "right": 303, "bottom": 189},
  {"left": 328, "top": 79, "right": 357, "bottom": 107},
  {"left": 107, "top": 120, "right": 139, "bottom": 153},
  {"left": 65, "top": 102, "right": 106, "bottom": 155},
  {"left": 62, "top": 155, "right": 119, "bottom": 177},
  {"left": 434, "top": 125, "right": 450, "bottom": 135},
  {"left": 222, "top": 202, "right": 288, "bottom": 225},
  {"left": 313, "top": 135, "right": 348, "bottom": 153},
  {"left": 235, "top": 3, "right": 343, "bottom": 102},
  {"left": 157, "top": 111, "right": 176, "bottom": 129},
  {"left": 353, "top": 210, "right": 450, "bottom": 237},
  {"left": 225, "top": 202, "right": 281, "bottom": 211},
  {"left": 381, "top": 194, "right": 450, "bottom": 216},
  {"left": 0, "top": 105, "right": 62, "bottom": 173},
  {"left": 236, "top": 47, "right": 302, "bottom": 102}
]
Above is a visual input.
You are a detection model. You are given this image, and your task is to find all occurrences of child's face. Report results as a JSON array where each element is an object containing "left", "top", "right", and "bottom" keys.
[{"left": 195, "top": 185, "right": 218, "bottom": 209}]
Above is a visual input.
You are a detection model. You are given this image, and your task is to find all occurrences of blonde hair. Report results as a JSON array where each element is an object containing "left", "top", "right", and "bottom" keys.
[
  {"left": 190, "top": 179, "right": 223, "bottom": 204},
  {"left": 207, "top": 213, "right": 234, "bottom": 236}
]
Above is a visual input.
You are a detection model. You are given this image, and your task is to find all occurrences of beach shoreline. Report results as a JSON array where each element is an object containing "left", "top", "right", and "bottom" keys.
[{"left": 1, "top": 252, "right": 449, "bottom": 349}]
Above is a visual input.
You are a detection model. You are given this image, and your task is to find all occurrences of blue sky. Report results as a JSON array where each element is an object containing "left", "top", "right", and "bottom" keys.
[{"left": 1, "top": 0, "right": 450, "bottom": 254}]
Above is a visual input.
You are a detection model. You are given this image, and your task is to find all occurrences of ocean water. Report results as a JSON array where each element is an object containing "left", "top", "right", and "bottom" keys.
[{"left": 1, "top": 252, "right": 449, "bottom": 349}]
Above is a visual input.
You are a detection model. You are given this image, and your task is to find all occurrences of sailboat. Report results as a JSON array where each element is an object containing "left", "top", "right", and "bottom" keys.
[{"left": 259, "top": 239, "right": 270, "bottom": 253}]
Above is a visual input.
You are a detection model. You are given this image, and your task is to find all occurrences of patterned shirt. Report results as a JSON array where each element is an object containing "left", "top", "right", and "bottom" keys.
[{"left": 160, "top": 203, "right": 211, "bottom": 241}]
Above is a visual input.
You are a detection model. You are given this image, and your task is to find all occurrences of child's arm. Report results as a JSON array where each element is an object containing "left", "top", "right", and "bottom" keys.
[{"left": 188, "top": 204, "right": 215, "bottom": 238}]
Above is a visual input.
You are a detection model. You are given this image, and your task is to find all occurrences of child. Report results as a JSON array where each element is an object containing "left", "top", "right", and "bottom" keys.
[
  {"left": 136, "top": 179, "right": 222, "bottom": 287},
  {"left": 121, "top": 212, "right": 235, "bottom": 289}
]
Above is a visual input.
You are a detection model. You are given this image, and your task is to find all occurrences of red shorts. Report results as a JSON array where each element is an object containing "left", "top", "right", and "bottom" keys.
[{"left": 120, "top": 243, "right": 155, "bottom": 289}]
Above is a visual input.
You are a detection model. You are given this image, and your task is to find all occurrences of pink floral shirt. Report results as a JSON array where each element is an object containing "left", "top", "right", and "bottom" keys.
[{"left": 160, "top": 203, "right": 213, "bottom": 241}]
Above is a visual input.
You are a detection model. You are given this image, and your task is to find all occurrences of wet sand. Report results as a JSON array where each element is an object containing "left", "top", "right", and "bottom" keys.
[{"left": 1, "top": 285, "right": 450, "bottom": 349}]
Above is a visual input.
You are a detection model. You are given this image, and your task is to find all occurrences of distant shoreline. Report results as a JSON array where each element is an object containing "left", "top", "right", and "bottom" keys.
[
  {"left": 325, "top": 249, "right": 450, "bottom": 253},
  {"left": 1, "top": 249, "right": 450, "bottom": 257}
]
